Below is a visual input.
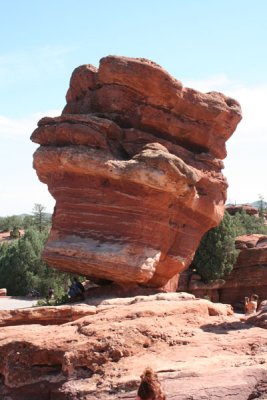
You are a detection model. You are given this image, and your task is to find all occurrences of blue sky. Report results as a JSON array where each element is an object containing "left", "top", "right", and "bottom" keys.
[{"left": 1, "top": 0, "right": 267, "bottom": 215}]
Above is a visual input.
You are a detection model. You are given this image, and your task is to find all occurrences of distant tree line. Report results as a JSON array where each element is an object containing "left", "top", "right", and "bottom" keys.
[
  {"left": 0, "top": 204, "right": 75, "bottom": 297},
  {"left": 0, "top": 203, "right": 52, "bottom": 235}
]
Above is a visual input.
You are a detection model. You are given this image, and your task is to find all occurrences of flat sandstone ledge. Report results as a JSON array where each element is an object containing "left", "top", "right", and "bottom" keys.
[{"left": 0, "top": 294, "right": 233, "bottom": 327}]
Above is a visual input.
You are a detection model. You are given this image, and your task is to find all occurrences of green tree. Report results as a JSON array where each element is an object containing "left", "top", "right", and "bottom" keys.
[
  {"left": 32, "top": 203, "right": 51, "bottom": 232},
  {"left": 232, "top": 210, "right": 267, "bottom": 236},
  {"left": 258, "top": 194, "right": 266, "bottom": 217},
  {"left": 10, "top": 226, "right": 20, "bottom": 238},
  {"left": 192, "top": 212, "right": 238, "bottom": 282},
  {"left": 22, "top": 214, "right": 35, "bottom": 229},
  {"left": 0, "top": 215, "right": 23, "bottom": 232},
  {"left": 0, "top": 228, "right": 72, "bottom": 297}
]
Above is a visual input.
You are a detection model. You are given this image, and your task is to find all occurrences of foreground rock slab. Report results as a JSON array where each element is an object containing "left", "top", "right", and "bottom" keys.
[
  {"left": 31, "top": 56, "right": 242, "bottom": 287},
  {"left": 0, "top": 295, "right": 267, "bottom": 399},
  {"left": 0, "top": 304, "right": 96, "bottom": 326}
]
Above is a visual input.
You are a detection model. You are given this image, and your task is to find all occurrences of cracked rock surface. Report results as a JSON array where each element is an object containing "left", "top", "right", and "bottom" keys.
[{"left": 0, "top": 295, "right": 267, "bottom": 399}]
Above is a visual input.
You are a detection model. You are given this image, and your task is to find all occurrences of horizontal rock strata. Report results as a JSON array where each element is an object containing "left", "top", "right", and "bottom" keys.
[
  {"left": 178, "top": 234, "right": 267, "bottom": 306},
  {"left": 0, "top": 304, "right": 96, "bottom": 326},
  {"left": 31, "top": 56, "right": 242, "bottom": 287},
  {"left": 219, "top": 234, "right": 267, "bottom": 305}
]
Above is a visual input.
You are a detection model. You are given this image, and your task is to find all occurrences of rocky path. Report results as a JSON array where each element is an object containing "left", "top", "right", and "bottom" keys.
[{"left": 0, "top": 297, "right": 37, "bottom": 310}]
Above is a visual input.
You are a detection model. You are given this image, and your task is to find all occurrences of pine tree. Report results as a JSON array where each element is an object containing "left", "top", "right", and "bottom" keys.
[
  {"left": 0, "top": 228, "right": 72, "bottom": 297},
  {"left": 192, "top": 212, "right": 238, "bottom": 282}
]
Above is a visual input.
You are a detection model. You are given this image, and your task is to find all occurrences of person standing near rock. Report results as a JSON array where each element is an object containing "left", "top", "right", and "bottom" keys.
[
  {"left": 136, "top": 367, "right": 166, "bottom": 400},
  {"left": 68, "top": 277, "right": 85, "bottom": 301},
  {"left": 245, "top": 294, "right": 259, "bottom": 315}
]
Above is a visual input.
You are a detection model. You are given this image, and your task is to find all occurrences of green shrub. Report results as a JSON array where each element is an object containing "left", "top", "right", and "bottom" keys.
[
  {"left": 192, "top": 212, "right": 238, "bottom": 282},
  {"left": 0, "top": 228, "right": 73, "bottom": 297}
]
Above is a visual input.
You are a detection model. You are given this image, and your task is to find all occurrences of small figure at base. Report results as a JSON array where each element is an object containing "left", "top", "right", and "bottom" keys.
[
  {"left": 244, "top": 294, "right": 259, "bottom": 315},
  {"left": 136, "top": 367, "right": 166, "bottom": 400},
  {"left": 47, "top": 287, "right": 54, "bottom": 300},
  {"left": 68, "top": 277, "right": 85, "bottom": 302}
]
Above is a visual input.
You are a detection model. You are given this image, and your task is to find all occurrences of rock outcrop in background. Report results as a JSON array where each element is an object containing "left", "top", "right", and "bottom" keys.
[
  {"left": 31, "top": 56, "right": 242, "bottom": 287},
  {"left": 178, "top": 234, "right": 267, "bottom": 306}
]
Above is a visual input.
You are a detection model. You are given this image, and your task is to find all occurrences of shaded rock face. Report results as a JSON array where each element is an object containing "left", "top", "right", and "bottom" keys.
[
  {"left": 178, "top": 234, "right": 267, "bottom": 306},
  {"left": 31, "top": 56, "right": 242, "bottom": 287},
  {"left": 0, "top": 296, "right": 267, "bottom": 400}
]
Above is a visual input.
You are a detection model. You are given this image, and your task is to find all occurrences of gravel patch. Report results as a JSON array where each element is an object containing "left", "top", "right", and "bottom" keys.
[{"left": 0, "top": 297, "right": 37, "bottom": 310}]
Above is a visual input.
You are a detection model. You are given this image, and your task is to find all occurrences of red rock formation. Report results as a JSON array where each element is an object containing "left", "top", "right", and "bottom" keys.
[
  {"left": 178, "top": 234, "right": 267, "bottom": 306},
  {"left": 247, "top": 299, "right": 267, "bottom": 328},
  {"left": 225, "top": 204, "right": 259, "bottom": 216},
  {"left": 220, "top": 234, "right": 267, "bottom": 305},
  {"left": 31, "top": 56, "right": 242, "bottom": 287},
  {"left": 0, "top": 304, "right": 96, "bottom": 326},
  {"left": 1, "top": 296, "right": 267, "bottom": 399}
]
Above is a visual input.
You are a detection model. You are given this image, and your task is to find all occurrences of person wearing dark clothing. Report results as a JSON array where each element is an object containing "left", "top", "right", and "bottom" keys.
[{"left": 68, "top": 277, "right": 85, "bottom": 301}]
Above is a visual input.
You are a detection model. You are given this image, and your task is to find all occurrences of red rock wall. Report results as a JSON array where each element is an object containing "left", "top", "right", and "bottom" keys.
[
  {"left": 220, "top": 235, "right": 267, "bottom": 305},
  {"left": 178, "top": 235, "right": 267, "bottom": 306},
  {"left": 31, "top": 56, "right": 242, "bottom": 287}
]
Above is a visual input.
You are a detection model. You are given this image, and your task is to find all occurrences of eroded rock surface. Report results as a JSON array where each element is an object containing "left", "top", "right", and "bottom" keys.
[
  {"left": 220, "top": 234, "right": 267, "bottom": 305},
  {"left": 0, "top": 304, "right": 96, "bottom": 326},
  {"left": 31, "top": 56, "right": 242, "bottom": 287},
  {"left": 0, "top": 296, "right": 267, "bottom": 400},
  {"left": 247, "top": 299, "right": 267, "bottom": 328},
  {"left": 178, "top": 234, "right": 267, "bottom": 306}
]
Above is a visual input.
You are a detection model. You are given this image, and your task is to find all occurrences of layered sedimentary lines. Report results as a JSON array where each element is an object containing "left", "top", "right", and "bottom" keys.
[
  {"left": 31, "top": 56, "right": 242, "bottom": 286},
  {"left": 220, "top": 234, "right": 267, "bottom": 304}
]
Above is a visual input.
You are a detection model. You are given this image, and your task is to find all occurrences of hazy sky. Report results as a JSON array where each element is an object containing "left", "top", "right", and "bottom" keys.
[{"left": 1, "top": 0, "right": 266, "bottom": 216}]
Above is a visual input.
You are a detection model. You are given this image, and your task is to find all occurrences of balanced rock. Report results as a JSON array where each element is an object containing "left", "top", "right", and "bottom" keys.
[{"left": 31, "top": 56, "right": 241, "bottom": 287}]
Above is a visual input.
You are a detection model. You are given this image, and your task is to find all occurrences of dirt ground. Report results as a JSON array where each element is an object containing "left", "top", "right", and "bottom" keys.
[{"left": 0, "top": 297, "right": 37, "bottom": 310}]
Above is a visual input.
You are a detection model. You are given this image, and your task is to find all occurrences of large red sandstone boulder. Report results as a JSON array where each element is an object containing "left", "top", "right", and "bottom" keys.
[{"left": 31, "top": 56, "right": 241, "bottom": 287}]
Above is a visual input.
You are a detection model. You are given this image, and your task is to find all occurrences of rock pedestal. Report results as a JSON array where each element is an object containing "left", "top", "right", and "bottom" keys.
[{"left": 31, "top": 56, "right": 241, "bottom": 287}]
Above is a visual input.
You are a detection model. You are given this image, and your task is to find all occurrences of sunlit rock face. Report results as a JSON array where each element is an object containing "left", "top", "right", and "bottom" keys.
[{"left": 31, "top": 56, "right": 242, "bottom": 287}]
